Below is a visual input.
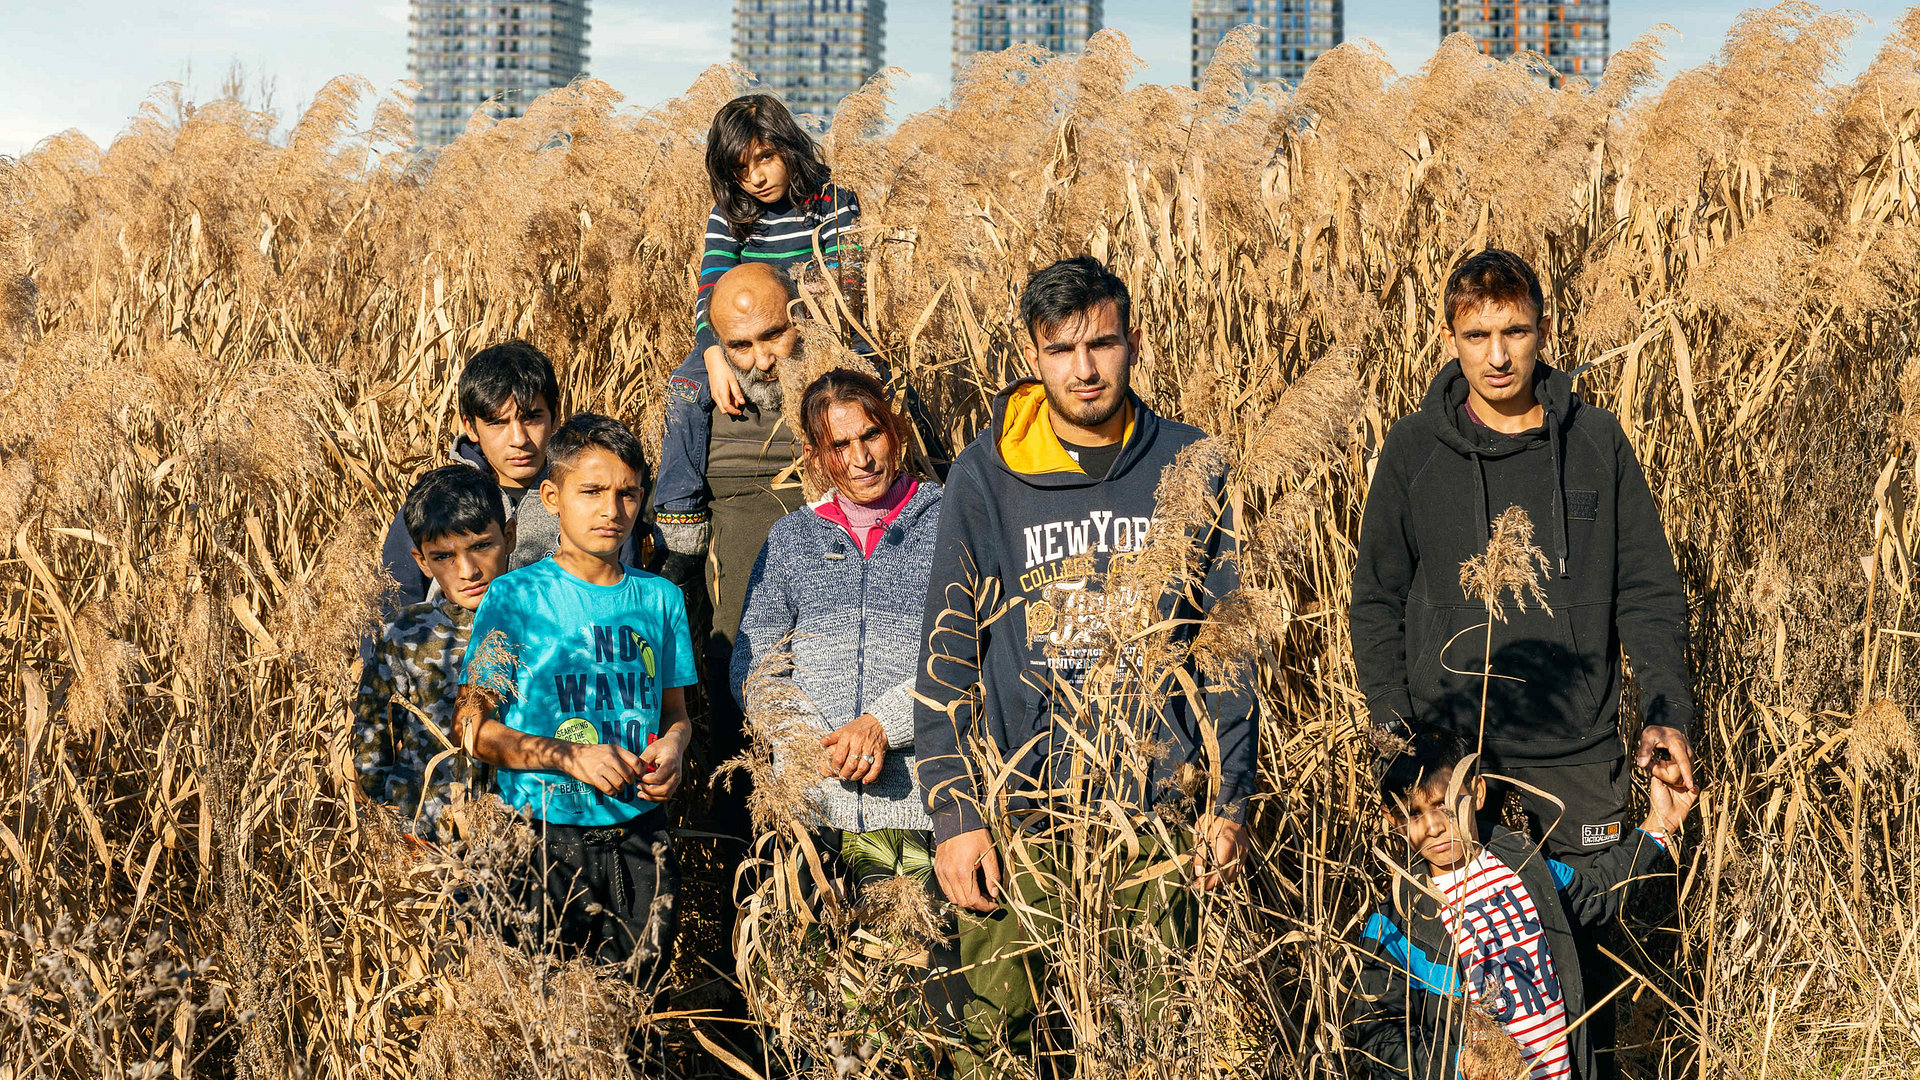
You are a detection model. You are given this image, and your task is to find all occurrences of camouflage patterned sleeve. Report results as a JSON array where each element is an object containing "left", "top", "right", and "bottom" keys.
[{"left": 352, "top": 639, "right": 402, "bottom": 806}]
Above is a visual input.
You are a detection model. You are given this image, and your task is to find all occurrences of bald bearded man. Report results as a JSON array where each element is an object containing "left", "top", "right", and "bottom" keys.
[{"left": 656, "top": 263, "right": 808, "bottom": 778}]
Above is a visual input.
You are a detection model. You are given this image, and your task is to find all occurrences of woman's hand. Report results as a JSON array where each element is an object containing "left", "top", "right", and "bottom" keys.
[{"left": 821, "top": 714, "right": 887, "bottom": 784}]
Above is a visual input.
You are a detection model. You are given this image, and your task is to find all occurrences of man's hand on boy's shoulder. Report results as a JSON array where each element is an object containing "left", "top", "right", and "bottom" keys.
[{"left": 638, "top": 722, "right": 691, "bottom": 802}]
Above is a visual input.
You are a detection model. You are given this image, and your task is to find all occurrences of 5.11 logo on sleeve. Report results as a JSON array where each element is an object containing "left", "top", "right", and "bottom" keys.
[{"left": 1581, "top": 821, "right": 1623, "bottom": 847}]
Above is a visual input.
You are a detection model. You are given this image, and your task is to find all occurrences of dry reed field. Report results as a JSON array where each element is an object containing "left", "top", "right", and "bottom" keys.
[{"left": 5, "top": 2, "right": 1920, "bottom": 1076}]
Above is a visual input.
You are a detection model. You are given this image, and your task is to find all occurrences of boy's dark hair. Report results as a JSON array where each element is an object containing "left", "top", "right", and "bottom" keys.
[
  {"left": 1444, "top": 249, "right": 1545, "bottom": 328},
  {"left": 1378, "top": 724, "right": 1474, "bottom": 805},
  {"left": 545, "top": 413, "right": 652, "bottom": 492},
  {"left": 1019, "top": 256, "right": 1131, "bottom": 343},
  {"left": 403, "top": 464, "right": 508, "bottom": 548},
  {"left": 459, "top": 340, "right": 561, "bottom": 423},
  {"left": 706, "top": 93, "right": 831, "bottom": 241}
]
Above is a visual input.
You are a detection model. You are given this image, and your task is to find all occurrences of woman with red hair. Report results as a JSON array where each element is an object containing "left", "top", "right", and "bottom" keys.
[{"left": 730, "top": 368, "right": 943, "bottom": 886}]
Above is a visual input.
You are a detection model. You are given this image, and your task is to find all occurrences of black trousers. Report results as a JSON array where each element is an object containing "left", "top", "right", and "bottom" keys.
[
  {"left": 511, "top": 808, "right": 680, "bottom": 987},
  {"left": 1478, "top": 750, "right": 1635, "bottom": 867}
]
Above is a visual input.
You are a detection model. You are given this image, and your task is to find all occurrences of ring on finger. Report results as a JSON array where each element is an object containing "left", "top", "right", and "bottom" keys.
[{"left": 856, "top": 753, "right": 875, "bottom": 763}]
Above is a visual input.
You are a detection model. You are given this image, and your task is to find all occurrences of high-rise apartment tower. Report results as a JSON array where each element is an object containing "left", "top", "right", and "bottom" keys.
[
  {"left": 1191, "top": 0, "right": 1342, "bottom": 89},
  {"left": 953, "top": 2, "right": 1104, "bottom": 82},
  {"left": 734, "top": 0, "right": 887, "bottom": 121},
  {"left": 409, "top": 0, "right": 590, "bottom": 149},
  {"left": 1440, "top": 0, "right": 1607, "bottom": 82}
]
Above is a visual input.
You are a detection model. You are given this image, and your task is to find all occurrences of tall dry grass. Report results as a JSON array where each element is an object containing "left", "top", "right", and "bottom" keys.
[{"left": 4, "top": 3, "right": 1920, "bottom": 1075}]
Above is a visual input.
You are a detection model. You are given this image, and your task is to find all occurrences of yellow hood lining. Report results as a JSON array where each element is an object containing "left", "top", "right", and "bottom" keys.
[{"left": 997, "top": 382, "right": 1133, "bottom": 475}]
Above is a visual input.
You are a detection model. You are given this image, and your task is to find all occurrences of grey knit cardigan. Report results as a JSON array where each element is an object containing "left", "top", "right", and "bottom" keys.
[{"left": 730, "top": 480, "right": 941, "bottom": 833}]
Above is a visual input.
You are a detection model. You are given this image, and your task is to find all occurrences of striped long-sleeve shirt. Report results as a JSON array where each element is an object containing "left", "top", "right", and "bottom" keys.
[
  {"left": 1434, "top": 851, "right": 1573, "bottom": 1079},
  {"left": 693, "top": 184, "right": 861, "bottom": 356}
]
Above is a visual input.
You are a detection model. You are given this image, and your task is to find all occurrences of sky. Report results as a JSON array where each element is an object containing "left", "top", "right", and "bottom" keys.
[{"left": 1, "top": 1, "right": 1910, "bottom": 156}]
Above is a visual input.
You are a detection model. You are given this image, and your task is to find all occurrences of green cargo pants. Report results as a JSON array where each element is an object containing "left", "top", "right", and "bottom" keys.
[{"left": 950, "top": 830, "right": 1196, "bottom": 1078}]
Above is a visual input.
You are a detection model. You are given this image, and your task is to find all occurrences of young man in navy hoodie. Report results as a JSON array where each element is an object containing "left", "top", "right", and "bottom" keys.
[{"left": 913, "top": 257, "right": 1257, "bottom": 1075}]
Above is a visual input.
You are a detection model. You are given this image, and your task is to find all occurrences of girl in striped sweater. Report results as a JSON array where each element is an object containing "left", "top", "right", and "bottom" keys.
[{"left": 695, "top": 94, "right": 862, "bottom": 416}]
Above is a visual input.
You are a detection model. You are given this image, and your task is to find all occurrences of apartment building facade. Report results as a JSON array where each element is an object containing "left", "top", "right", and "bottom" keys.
[
  {"left": 409, "top": 0, "right": 590, "bottom": 148},
  {"left": 734, "top": 0, "right": 888, "bottom": 121},
  {"left": 1191, "top": 0, "right": 1342, "bottom": 89},
  {"left": 953, "top": 2, "right": 1104, "bottom": 81},
  {"left": 1439, "top": 0, "right": 1608, "bottom": 82}
]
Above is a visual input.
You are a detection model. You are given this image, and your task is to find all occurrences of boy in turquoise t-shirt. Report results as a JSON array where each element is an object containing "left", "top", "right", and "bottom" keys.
[{"left": 455, "top": 413, "right": 697, "bottom": 982}]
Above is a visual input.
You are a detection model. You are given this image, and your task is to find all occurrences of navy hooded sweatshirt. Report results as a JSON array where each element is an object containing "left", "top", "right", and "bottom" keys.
[
  {"left": 911, "top": 380, "right": 1257, "bottom": 843},
  {"left": 1349, "top": 360, "right": 1693, "bottom": 765}
]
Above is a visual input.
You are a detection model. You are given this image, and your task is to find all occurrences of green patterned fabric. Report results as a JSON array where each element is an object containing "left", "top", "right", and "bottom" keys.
[
  {"left": 839, "top": 827, "right": 935, "bottom": 889},
  {"left": 352, "top": 600, "right": 492, "bottom": 836}
]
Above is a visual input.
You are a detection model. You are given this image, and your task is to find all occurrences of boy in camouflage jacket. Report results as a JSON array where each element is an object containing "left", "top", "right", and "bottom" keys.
[{"left": 355, "top": 465, "right": 516, "bottom": 837}]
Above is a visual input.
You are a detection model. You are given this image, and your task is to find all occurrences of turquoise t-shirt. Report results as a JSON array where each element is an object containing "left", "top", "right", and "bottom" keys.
[{"left": 461, "top": 557, "right": 698, "bottom": 826}]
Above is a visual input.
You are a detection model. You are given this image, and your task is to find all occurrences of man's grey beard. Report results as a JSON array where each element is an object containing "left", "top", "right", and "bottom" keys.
[{"left": 741, "top": 368, "right": 785, "bottom": 413}]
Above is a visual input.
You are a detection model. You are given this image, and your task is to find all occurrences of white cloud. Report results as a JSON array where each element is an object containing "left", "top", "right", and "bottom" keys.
[
  {"left": 213, "top": 0, "right": 398, "bottom": 34},
  {"left": 584, "top": 1, "right": 730, "bottom": 108},
  {"left": 593, "top": 5, "right": 728, "bottom": 56}
]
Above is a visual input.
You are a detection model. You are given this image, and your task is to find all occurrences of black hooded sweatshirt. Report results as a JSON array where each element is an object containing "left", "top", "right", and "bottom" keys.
[
  {"left": 1350, "top": 361, "right": 1693, "bottom": 765},
  {"left": 912, "top": 380, "right": 1257, "bottom": 843}
]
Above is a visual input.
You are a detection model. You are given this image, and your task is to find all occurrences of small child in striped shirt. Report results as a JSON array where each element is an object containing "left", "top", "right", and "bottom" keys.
[
  {"left": 693, "top": 93, "right": 862, "bottom": 417},
  {"left": 1351, "top": 725, "right": 1695, "bottom": 1080}
]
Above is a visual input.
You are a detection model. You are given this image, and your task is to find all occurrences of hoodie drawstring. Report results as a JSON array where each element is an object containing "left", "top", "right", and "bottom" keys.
[
  {"left": 1470, "top": 451, "right": 1490, "bottom": 551},
  {"left": 1472, "top": 424, "right": 1570, "bottom": 579},
  {"left": 1547, "top": 408, "right": 1571, "bottom": 579}
]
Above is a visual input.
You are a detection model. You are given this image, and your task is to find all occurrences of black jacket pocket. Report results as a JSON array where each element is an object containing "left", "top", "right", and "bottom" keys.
[{"left": 1404, "top": 600, "right": 1450, "bottom": 707}]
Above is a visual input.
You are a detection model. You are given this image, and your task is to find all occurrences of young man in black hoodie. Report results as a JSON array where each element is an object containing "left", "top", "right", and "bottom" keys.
[
  {"left": 913, "top": 257, "right": 1257, "bottom": 1075},
  {"left": 1350, "top": 250, "right": 1696, "bottom": 1076},
  {"left": 1350, "top": 249, "right": 1697, "bottom": 859}
]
